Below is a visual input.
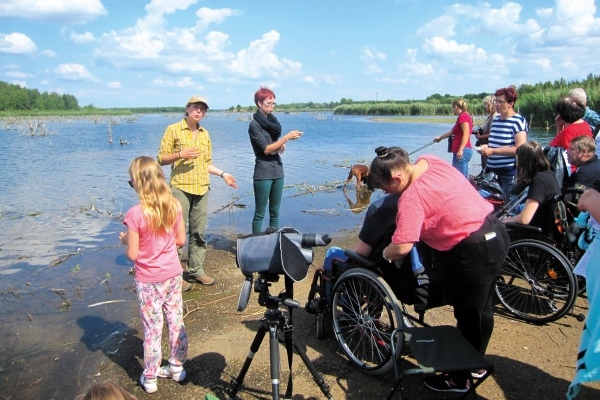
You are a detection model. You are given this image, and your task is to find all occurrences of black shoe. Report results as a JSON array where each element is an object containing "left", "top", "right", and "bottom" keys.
[{"left": 424, "top": 373, "right": 469, "bottom": 393}]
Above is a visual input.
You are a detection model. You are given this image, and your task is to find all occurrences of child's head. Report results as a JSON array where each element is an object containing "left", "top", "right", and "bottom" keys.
[
  {"left": 128, "top": 156, "right": 179, "bottom": 234},
  {"left": 516, "top": 141, "right": 551, "bottom": 183},
  {"left": 75, "top": 380, "right": 137, "bottom": 400}
]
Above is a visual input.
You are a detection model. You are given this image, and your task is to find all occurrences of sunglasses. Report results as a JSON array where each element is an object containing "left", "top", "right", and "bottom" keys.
[{"left": 128, "top": 179, "right": 134, "bottom": 188}]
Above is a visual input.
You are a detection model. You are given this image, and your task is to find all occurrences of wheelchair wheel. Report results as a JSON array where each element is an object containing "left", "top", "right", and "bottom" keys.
[
  {"left": 495, "top": 239, "right": 577, "bottom": 324},
  {"left": 331, "top": 268, "right": 402, "bottom": 375}
]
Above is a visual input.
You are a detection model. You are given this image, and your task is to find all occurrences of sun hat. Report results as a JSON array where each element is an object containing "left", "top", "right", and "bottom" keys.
[{"left": 186, "top": 96, "right": 209, "bottom": 109}]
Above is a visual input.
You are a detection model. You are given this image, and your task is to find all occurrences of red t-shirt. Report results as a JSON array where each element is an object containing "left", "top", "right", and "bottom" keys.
[
  {"left": 451, "top": 112, "right": 473, "bottom": 153},
  {"left": 391, "top": 155, "right": 493, "bottom": 251},
  {"left": 124, "top": 204, "right": 183, "bottom": 283},
  {"left": 549, "top": 121, "right": 592, "bottom": 150}
]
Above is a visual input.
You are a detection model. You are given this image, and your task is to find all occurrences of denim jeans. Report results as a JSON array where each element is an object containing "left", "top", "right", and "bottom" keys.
[
  {"left": 171, "top": 187, "right": 209, "bottom": 278},
  {"left": 452, "top": 147, "right": 473, "bottom": 178},
  {"left": 496, "top": 172, "right": 516, "bottom": 199}
]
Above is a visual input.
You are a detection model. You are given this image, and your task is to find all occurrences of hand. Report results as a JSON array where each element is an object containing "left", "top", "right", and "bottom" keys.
[
  {"left": 119, "top": 231, "right": 127, "bottom": 245},
  {"left": 434, "top": 136, "right": 442, "bottom": 143},
  {"left": 181, "top": 148, "right": 201, "bottom": 159},
  {"left": 286, "top": 130, "right": 303, "bottom": 141},
  {"left": 456, "top": 149, "right": 463, "bottom": 159},
  {"left": 223, "top": 173, "right": 238, "bottom": 189}
]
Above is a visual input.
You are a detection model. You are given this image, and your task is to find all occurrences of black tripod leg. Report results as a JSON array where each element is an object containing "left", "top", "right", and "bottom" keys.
[
  {"left": 227, "top": 321, "right": 268, "bottom": 398},
  {"left": 268, "top": 325, "right": 281, "bottom": 400},
  {"left": 292, "top": 335, "right": 334, "bottom": 400}
]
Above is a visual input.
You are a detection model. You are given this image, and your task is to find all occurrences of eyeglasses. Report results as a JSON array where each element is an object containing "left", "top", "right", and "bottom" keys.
[
  {"left": 494, "top": 99, "right": 508, "bottom": 104},
  {"left": 265, "top": 102, "right": 276, "bottom": 107},
  {"left": 128, "top": 179, "right": 134, "bottom": 188}
]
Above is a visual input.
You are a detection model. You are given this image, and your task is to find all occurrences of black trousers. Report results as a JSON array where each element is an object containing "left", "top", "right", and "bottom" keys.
[{"left": 432, "top": 214, "right": 509, "bottom": 358}]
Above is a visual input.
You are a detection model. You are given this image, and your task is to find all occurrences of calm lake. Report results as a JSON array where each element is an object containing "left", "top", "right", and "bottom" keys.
[{"left": 0, "top": 111, "right": 554, "bottom": 399}]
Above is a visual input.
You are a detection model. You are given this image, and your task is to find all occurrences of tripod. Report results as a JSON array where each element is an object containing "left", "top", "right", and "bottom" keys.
[{"left": 226, "top": 274, "right": 333, "bottom": 400}]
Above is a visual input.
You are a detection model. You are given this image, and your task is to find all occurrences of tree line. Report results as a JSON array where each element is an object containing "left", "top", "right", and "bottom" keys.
[
  {"left": 0, "top": 81, "right": 79, "bottom": 111},
  {"left": 3, "top": 73, "right": 600, "bottom": 128}
]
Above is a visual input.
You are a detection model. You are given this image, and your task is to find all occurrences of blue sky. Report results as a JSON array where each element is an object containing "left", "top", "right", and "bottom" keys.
[{"left": 1, "top": 0, "right": 599, "bottom": 109}]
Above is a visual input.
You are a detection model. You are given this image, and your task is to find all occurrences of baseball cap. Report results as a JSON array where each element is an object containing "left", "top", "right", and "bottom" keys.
[{"left": 186, "top": 96, "right": 209, "bottom": 109}]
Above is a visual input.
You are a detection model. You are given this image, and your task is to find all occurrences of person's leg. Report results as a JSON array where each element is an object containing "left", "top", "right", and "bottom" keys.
[
  {"left": 497, "top": 172, "right": 515, "bottom": 199},
  {"left": 267, "top": 177, "right": 284, "bottom": 229},
  {"left": 252, "top": 179, "right": 272, "bottom": 234},
  {"left": 452, "top": 153, "right": 459, "bottom": 170},
  {"left": 163, "top": 275, "right": 188, "bottom": 367},
  {"left": 171, "top": 187, "right": 191, "bottom": 262},
  {"left": 456, "top": 148, "right": 472, "bottom": 178},
  {"left": 136, "top": 280, "right": 166, "bottom": 380},
  {"left": 187, "top": 192, "right": 209, "bottom": 279}
]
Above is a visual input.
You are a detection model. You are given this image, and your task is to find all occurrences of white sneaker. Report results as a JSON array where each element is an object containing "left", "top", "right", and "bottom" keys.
[
  {"left": 140, "top": 375, "right": 158, "bottom": 393},
  {"left": 158, "top": 365, "right": 186, "bottom": 382}
]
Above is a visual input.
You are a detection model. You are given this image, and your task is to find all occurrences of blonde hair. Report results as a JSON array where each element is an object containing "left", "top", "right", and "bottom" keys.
[
  {"left": 75, "top": 381, "right": 138, "bottom": 400},
  {"left": 128, "top": 156, "right": 180, "bottom": 234},
  {"left": 452, "top": 98, "right": 468, "bottom": 112},
  {"left": 483, "top": 95, "right": 495, "bottom": 109}
]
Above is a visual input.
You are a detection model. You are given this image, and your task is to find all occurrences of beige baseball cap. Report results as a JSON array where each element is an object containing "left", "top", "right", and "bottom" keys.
[{"left": 186, "top": 96, "right": 209, "bottom": 109}]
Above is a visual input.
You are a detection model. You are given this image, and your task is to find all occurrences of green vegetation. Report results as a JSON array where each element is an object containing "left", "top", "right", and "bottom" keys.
[
  {"left": 3, "top": 74, "right": 600, "bottom": 128},
  {"left": 0, "top": 81, "right": 79, "bottom": 112}
]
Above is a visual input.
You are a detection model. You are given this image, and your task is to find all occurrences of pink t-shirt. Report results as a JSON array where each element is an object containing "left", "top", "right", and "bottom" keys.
[
  {"left": 124, "top": 204, "right": 183, "bottom": 283},
  {"left": 391, "top": 155, "right": 493, "bottom": 251}
]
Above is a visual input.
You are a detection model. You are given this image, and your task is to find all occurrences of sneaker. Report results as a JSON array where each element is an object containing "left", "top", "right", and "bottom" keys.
[
  {"left": 471, "top": 369, "right": 487, "bottom": 379},
  {"left": 140, "top": 375, "right": 158, "bottom": 393},
  {"left": 158, "top": 365, "right": 186, "bottom": 382},
  {"left": 189, "top": 274, "right": 215, "bottom": 286},
  {"left": 181, "top": 281, "right": 194, "bottom": 292},
  {"left": 424, "top": 373, "right": 469, "bottom": 393}
]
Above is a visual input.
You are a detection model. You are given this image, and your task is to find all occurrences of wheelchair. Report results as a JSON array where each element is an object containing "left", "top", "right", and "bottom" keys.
[
  {"left": 305, "top": 243, "right": 455, "bottom": 376},
  {"left": 491, "top": 183, "right": 586, "bottom": 324}
]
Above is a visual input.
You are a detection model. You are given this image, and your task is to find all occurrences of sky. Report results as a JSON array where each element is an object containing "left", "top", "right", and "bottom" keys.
[{"left": 1, "top": 0, "right": 599, "bottom": 110}]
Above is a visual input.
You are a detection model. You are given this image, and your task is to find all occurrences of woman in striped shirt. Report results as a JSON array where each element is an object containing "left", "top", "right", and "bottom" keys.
[{"left": 478, "top": 86, "right": 528, "bottom": 198}]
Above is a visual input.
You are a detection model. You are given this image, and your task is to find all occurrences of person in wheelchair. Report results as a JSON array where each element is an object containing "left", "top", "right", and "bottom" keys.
[
  {"left": 502, "top": 141, "right": 561, "bottom": 235},
  {"left": 368, "top": 146, "right": 510, "bottom": 394},
  {"left": 565, "top": 136, "right": 600, "bottom": 190}
]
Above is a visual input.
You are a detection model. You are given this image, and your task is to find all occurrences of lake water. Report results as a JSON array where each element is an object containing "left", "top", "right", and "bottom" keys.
[{"left": 0, "top": 112, "right": 554, "bottom": 279}]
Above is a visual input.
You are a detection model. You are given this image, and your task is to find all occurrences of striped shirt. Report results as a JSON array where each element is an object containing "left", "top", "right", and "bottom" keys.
[
  {"left": 487, "top": 113, "right": 528, "bottom": 173},
  {"left": 157, "top": 118, "right": 212, "bottom": 196}
]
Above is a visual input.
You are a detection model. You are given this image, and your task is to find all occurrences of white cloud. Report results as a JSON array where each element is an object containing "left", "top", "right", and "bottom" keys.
[
  {"left": 108, "top": 81, "right": 121, "bottom": 89},
  {"left": 417, "top": 15, "right": 456, "bottom": 39},
  {"left": 0, "top": 0, "right": 107, "bottom": 23},
  {"left": 3, "top": 70, "right": 29, "bottom": 79},
  {"left": 54, "top": 63, "right": 93, "bottom": 81},
  {"left": 229, "top": 30, "right": 301, "bottom": 78},
  {"left": 12, "top": 80, "right": 26, "bottom": 87},
  {"left": 195, "top": 7, "right": 243, "bottom": 29},
  {"left": 70, "top": 31, "right": 96, "bottom": 44},
  {"left": 0, "top": 32, "right": 37, "bottom": 54},
  {"left": 41, "top": 49, "right": 57, "bottom": 57},
  {"left": 151, "top": 77, "right": 202, "bottom": 89}
]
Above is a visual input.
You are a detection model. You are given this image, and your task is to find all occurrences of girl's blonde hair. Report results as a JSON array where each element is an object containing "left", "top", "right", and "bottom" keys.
[
  {"left": 128, "top": 156, "right": 179, "bottom": 234},
  {"left": 75, "top": 380, "right": 138, "bottom": 400}
]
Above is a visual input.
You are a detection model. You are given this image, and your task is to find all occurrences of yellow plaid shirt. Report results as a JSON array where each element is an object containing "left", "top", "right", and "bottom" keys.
[{"left": 157, "top": 118, "right": 212, "bottom": 196}]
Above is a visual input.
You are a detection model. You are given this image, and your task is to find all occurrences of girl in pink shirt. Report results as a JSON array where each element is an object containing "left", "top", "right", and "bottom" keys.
[
  {"left": 368, "top": 147, "right": 509, "bottom": 394},
  {"left": 120, "top": 156, "right": 188, "bottom": 393}
]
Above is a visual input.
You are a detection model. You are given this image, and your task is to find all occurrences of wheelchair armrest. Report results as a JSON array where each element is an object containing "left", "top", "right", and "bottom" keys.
[
  {"left": 505, "top": 221, "right": 543, "bottom": 234},
  {"left": 343, "top": 250, "right": 376, "bottom": 269}
]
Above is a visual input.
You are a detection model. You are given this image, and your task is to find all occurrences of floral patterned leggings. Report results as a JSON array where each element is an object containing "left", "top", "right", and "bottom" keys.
[{"left": 136, "top": 274, "right": 188, "bottom": 378}]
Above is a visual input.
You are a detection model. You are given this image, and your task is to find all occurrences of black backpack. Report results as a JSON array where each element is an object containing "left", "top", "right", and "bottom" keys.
[{"left": 544, "top": 146, "right": 570, "bottom": 191}]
